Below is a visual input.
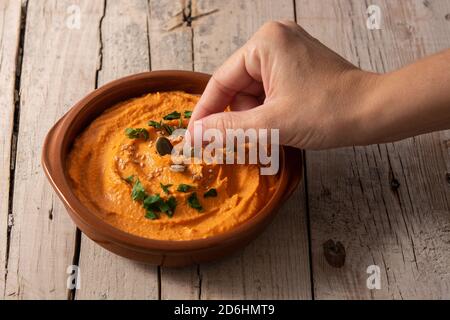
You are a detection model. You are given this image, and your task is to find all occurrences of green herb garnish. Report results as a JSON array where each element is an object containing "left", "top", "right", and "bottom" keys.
[
  {"left": 187, "top": 192, "right": 203, "bottom": 212},
  {"left": 177, "top": 184, "right": 194, "bottom": 192},
  {"left": 204, "top": 188, "right": 217, "bottom": 198},
  {"left": 162, "top": 123, "right": 174, "bottom": 135},
  {"left": 145, "top": 210, "right": 158, "bottom": 220},
  {"left": 143, "top": 194, "right": 161, "bottom": 207},
  {"left": 125, "top": 128, "right": 149, "bottom": 140},
  {"left": 131, "top": 179, "right": 147, "bottom": 201},
  {"left": 163, "top": 111, "right": 181, "bottom": 120},
  {"left": 131, "top": 179, "right": 179, "bottom": 219},
  {"left": 124, "top": 175, "right": 134, "bottom": 184},
  {"left": 165, "top": 196, "right": 177, "bottom": 217},
  {"left": 184, "top": 110, "right": 192, "bottom": 118},
  {"left": 142, "top": 193, "right": 177, "bottom": 218},
  {"left": 148, "top": 120, "right": 162, "bottom": 129},
  {"left": 160, "top": 183, "right": 173, "bottom": 194}
]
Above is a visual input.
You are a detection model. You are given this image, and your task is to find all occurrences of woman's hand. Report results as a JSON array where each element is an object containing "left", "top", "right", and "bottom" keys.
[
  {"left": 188, "top": 20, "right": 450, "bottom": 149},
  {"left": 187, "top": 21, "right": 379, "bottom": 149}
]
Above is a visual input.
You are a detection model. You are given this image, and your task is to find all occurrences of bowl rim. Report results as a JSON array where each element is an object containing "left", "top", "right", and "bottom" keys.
[{"left": 42, "top": 70, "right": 294, "bottom": 253}]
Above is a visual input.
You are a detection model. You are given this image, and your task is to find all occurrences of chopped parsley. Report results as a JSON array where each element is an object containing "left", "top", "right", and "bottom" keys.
[
  {"left": 162, "top": 123, "right": 175, "bottom": 135},
  {"left": 158, "top": 196, "right": 177, "bottom": 217},
  {"left": 165, "top": 196, "right": 177, "bottom": 217},
  {"left": 160, "top": 183, "right": 173, "bottom": 194},
  {"left": 187, "top": 192, "right": 203, "bottom": 212},
  {"left": 143, "top": 193, "right": 177, "bottom": 218},
  {"left": 124, "top": 175, "right": 134, "bottom": 184},
  {"left": 125, "top": 128, "right": 149, "bottom": 140},
  {"left": 204, "top": 188, "right": 217, "bottom": 198},
  {"left": 177, "top": 184, "right": 194, "bottom": 192},
  {"left": 131, "top": 179, "right": 147, "bottom": 201},
  {"left": 163, "top": 111, "right": 181, "bottom": 120},
  {"left": 148, "top": 120, "right": 162, "bottom": 129},
  {"left": 184, "top": 110, "right": 192, "bottom": 118},
  {"left": 131, "top": 181, "right": 178, "bottom": 219},
  {"left": 145, "top": 210, "right": 158, "bottom": 220},
  {"left": 143, "top": 194, "right": 161, "bottom": 208}
]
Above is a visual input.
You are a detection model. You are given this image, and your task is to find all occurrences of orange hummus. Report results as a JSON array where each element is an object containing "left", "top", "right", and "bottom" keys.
[{"left": 67, "top": 91, "right": 278, "bottom": 240}]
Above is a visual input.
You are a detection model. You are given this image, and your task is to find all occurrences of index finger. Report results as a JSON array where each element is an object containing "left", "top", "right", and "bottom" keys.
[{"left": 188, "top": 46, "right": 255, "bottom": 127}]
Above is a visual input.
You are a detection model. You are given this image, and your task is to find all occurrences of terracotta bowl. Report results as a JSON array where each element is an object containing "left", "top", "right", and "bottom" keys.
[{"left": 42, "top": 70, "right": 303, "bottom": 267}]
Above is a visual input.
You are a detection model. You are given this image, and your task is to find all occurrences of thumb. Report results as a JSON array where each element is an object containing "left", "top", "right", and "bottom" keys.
[
  {"left": 202, "top": 110, "right": 259, "bottom": 133},
  {"left": 191, "top": 105, "right": 270, "bottom": 139},
  {"left": 186, "top": 102, "right": 283, "bottom": 149}
]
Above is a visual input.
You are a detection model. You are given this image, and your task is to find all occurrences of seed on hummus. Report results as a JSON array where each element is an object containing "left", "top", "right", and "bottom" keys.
[
  {"left": 169, "top": 164, "right": 185, "bottom": 172},
  {"left": 66, "top": 91, "right": 278, "bottom": 240},
  {"left": 155, "top": 136, "right": 173, "bottom": 156}
]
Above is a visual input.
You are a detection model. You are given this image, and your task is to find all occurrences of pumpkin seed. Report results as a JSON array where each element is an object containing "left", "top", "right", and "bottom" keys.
[
  {"left": 156, "top": 137, "right": 173, "bottom": 156},
  {"left": 169, "top": 164, "right": 185, "bottom": 172}
]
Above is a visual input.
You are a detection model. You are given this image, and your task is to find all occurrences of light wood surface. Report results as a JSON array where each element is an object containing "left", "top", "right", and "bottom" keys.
[
  {"left": 0, "top": 0, "right": 22, "bottom": 296},
  {"left": 3, "top": 0, "right": 104, "bottom": 299},
  {"left": 74, "top": 0, "right": 158, "bottom": 300},
  {"left": 297, "top": 0, "right": 450, "bottom": 299},
  {"left": 0, "top": 0, "right": 449, "bottom": 299}
]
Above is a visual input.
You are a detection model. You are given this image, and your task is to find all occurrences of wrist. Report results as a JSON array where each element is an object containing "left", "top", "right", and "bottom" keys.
[
  {"left": 329, "top": 69, "right": 384, "bottom": 147},
  {"left": 351, "top": 71, "right": 389, "bottom": 146}
]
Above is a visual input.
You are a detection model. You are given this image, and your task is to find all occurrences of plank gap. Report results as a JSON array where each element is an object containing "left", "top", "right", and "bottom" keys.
[
  {"left": 186, "top": 0, "right": 195, "bottom": 73},
  {"left": 4, "top": 0, "right": 29, "bottom": 295},
  {"left": 67, "top": 228, "right": 82, "bottom": 300},
  {"left": 146, "top": 0, "right": 161, "bottom": 299},
  {"left": 146, "top": 0, "right": 152, "bottom": 71},
  {"left": 293, "top": 0, "right": 297, "bottom": 23},
  {"left": 302, "top": 150, "right": 315, "bottom": 300},
  {"left": 95, "top": 0, "right": 107, "bottom": 89},
  {"left": 197, "top": 264, "right": 202, "bottom": 300},
  {"left": 157, "top": 266, "right": 161, "bottom": 300}
]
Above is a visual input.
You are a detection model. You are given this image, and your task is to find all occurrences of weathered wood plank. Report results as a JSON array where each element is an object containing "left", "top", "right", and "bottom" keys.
[
  {"left": 0, "top": 0, "right": 22, "bottom": 297},
  {"left": 75, "top": 0, "right": 158, "bottom": 300},
  {"left": 4, "top": 0, "right": 103, "bottom": 299},
  {"left": 158, "top": 0, "right": 312, "bottom": 299},
  {"left": 297, "top": 0, "right": 450, "bottom": 299},
  {"left": 148, "top": 0, "right": 200, "bottom": 300}
]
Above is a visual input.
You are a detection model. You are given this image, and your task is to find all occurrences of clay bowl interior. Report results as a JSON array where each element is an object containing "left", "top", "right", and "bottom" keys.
[{"left": 42, "top": 70, "right": 303, "bottom": 267}]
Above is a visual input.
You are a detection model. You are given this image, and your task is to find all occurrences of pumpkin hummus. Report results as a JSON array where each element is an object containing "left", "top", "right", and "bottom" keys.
[{"left": 67, "top": 91, "right": 278, "bottom": 240}]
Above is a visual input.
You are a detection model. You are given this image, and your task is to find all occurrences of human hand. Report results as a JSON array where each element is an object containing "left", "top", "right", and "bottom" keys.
[{"left": 187, "top": 21, "right": 379, "bottom": 150}]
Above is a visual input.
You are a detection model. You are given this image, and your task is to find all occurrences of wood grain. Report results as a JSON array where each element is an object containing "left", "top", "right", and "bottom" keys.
[
  {"left": 148, "top": 0, "right": 199, "bottom": 300},
  {"left": 296, "top": 0, "right": 450, "bottom": 299},
  {"left": 0, "top": 0, "right": 22, "bottom": 296},
  {"left": 3, "top": 0, "right": 448, "bottom": 300},
  {"left": 4, "top": 0, "right": 103, "bottom": 299},
  {"left": 75, "top": 0, "right": 158, "bottom": 300},
  {"left": 157, "top": 0, "right": 312, "bottom": 300}
]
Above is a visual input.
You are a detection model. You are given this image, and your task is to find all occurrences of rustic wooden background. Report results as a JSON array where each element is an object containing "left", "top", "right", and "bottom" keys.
[{"left": 1, "top": 0, "right": 449, "bottom": 299}]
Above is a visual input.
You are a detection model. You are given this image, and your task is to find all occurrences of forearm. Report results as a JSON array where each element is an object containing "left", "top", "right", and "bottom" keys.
[{"left": 358, "top": 49, "right": 450, "bottom": 145}]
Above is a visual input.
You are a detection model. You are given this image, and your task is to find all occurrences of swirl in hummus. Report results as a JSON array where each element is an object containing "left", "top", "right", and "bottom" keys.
[{"left": 67, "top": 91, "right": 278, "bottom": 240}]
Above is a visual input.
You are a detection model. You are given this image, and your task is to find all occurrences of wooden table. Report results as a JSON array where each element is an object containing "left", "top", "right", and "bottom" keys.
[{"left": 1, "top": 0, "right": 449, "bottom": 300}]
